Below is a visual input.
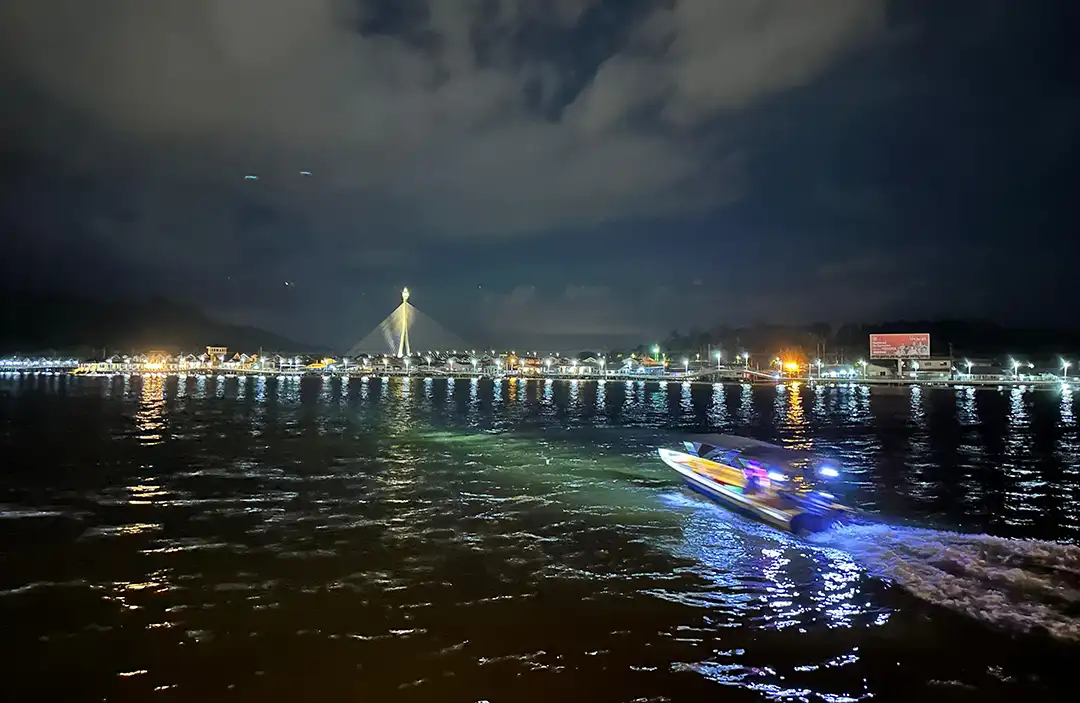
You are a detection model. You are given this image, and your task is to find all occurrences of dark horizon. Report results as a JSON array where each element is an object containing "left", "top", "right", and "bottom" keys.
[
  {"left": 3, "top": 287, "right": 1079, "bottom": 360},
  {"left": 2, "top": 1, "right": 1078, "bottom": 350}
]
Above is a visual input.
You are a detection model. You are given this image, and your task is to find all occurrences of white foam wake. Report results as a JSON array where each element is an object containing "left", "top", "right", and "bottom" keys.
[{"left": 809, "top": 524, "right": 1080, "bottom": 642}]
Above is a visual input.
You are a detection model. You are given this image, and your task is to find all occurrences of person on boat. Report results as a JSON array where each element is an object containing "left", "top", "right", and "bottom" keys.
[
  {"left": 747, "top": 464, "right": 799, "bottom": 509},
  {"left": 742, "top": 464, "right": 767, "bottom": 495}
]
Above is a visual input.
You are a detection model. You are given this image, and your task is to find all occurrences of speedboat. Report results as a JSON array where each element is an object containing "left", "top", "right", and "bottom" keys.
[{"left": 658, "top": 434, "right": 851, "bottom": 535}]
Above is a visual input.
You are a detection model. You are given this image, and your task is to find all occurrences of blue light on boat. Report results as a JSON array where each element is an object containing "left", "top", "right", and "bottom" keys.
[
  {"left": 767, "top": 471, "right": 787, "bottom": 482},
  {"left": 819, "top": 466, "right": 840, "bottom": 478}
]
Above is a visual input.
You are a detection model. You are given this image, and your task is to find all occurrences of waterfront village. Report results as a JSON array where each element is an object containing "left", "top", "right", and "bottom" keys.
[{"left": 1, "top": 345, "right": 1074, "bottom": 388}]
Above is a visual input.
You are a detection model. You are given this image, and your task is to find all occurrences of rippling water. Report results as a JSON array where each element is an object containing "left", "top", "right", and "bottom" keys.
[{"left": 2, "top": 374, "right": 1079, "bottom": 701}]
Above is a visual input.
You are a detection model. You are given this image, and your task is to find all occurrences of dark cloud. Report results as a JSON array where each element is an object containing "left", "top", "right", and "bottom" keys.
[
  {"left": 0, "top": 0, "right": 881, "bottom": 234},
  {"left": 1, "top": 1, "right": 1076, "bottom": 348}
]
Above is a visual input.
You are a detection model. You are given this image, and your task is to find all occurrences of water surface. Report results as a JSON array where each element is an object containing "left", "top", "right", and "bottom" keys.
[{"left": 2, "top": 374, "right": 1078, "bottom": 701}]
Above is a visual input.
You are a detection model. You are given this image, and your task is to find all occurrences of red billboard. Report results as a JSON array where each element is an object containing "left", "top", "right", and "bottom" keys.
[{"left": 869, "top": 333, "right": 930, "bottom": 359}]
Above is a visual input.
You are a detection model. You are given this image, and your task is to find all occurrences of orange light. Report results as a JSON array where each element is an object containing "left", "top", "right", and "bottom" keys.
[{"left": 783, "top": 361, "right": 799, "bottom": 372}]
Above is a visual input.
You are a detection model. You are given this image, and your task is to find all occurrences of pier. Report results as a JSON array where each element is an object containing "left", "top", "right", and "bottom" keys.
[
  {"left": 0, "top": 358, "right": 80, "bottom": 373},
  {"left": 15, "top": 362, "right": 1064, "bottom": 391}
]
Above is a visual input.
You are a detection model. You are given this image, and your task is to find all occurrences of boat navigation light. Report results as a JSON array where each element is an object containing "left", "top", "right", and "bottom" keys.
[
  {"left": 819, "top": 466, "right": 840, "bottom": 478},
  {"left": 767, "top": 471, "right": 787, "bottom": 482}
]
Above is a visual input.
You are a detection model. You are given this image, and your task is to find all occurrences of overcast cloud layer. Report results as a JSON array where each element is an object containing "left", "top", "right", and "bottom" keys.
[
  {"left": 2, "top": 0, "right": 882, "bottom": 237},
  {"left": 2, "top": 1, "right": 1076, "bottom": 348}
]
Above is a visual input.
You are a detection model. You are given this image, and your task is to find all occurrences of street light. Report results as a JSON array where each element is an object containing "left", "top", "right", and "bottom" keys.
[
  {"left": 965, "top": 359, "right": 973, "bottom": 377},
  {"left": 1011, "top": 359, "right": 1020, "bottom": 379},
  {"left": 653, "top": 345, "right": 660, "bottom": 362},
  {"left": 683, "top": 358, "right": 689, "bottom": 374},
  {"left": 1064, "top": 359, "right": 1072, "bottom": 380},
  {"left": 742, "top": 352, "right": 749, "bottom": 367},
  {"left": 715, "top": 351, "right": 722, "bottom": 369},
  {"left": 814, "top": 359, "right": 822, "bottom": 379}
]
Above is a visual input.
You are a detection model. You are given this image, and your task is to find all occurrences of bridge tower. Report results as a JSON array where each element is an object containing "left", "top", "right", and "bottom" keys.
[
  {"left": 346, "top": 286, "right": 468, "bottom": 358},
  {"left": 397, "top": 287, "right": 411, "bottom": 357}
]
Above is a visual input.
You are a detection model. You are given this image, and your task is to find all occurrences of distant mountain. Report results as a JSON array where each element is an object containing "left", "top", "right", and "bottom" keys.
[
  {"left": 832, "top": 319, "right": 1080, "bottom": 357},
  {"left": 0, "top": 292, "right": 320, "bottom": 356},
  {"left": 660, "top": 319, "right": 1080, "bottom": 359}
]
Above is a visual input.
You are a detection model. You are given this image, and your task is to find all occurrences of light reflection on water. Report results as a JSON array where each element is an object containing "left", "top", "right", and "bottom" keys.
[
  {"left": 779, "top": 382, "right": 810, "bottom": 451},
  {"left": 1, "top": 374, "right": 1078, "bottom": 701},
  {"left": 135, "top": 375, "right": 167, "bottom": 446},
  {"left": 737, "top": 383, "right": 755, "bottom": 425},
  {"left": 1061, "top": 393, "right": 1080, "bottom": 536},
  {"left": 1003, "top": 385, "right": 1041, "bottom": 529},
  {"left": 707, "top": 382, "right": 728, "bottom": 431}
]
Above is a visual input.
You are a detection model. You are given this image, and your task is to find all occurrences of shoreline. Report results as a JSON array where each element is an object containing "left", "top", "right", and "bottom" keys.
[{"left": 4, "top": 365, "right": 1067, "bottom": 391}]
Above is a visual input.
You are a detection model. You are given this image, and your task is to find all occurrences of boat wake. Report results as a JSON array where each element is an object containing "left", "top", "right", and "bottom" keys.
[{"left": 809, "top": 524, "right": 1080, "bottom": 642}]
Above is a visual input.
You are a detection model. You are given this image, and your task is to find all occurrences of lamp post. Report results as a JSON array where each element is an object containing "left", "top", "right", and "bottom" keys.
[
  {"left": 1064, "top": 359, "right": 1072, "bottom": 380},
  {"left": 742, "top": 352, "right": 749, "bottom": 368},
  {"left": 965, "top": 359, "right": 973, "bottom": 377},
  {"left": 715, "top": 351, "right": 722, "bottom": 369},
  {"left": 683, "top": 358, "right": 689, "bottom": 374},
  {"left": 1011, "top": 359, "right": 1020, "bottom": 379}
]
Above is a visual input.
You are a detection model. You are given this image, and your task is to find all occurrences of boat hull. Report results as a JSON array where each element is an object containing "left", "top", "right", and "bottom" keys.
[{"left": 658, "top": 448, "right": 846, "bottom": 535}]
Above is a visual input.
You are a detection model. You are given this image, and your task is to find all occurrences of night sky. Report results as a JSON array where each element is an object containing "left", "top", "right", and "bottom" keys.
[{"left": 2, "top": 1, "right": 1078, "bottom": 350}]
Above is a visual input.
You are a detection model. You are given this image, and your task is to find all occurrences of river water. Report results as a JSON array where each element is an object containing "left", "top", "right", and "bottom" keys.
[{"left": 2, "top": 373, "right": 1079, "bottom": 701}]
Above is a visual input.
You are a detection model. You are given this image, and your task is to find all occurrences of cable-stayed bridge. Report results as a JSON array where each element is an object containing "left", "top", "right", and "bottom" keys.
[{"left": 346, "top": 288, "right": 470, "bottom": 358}]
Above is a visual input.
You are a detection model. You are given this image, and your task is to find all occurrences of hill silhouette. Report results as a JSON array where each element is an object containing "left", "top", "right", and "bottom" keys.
[
  {"left": 0, "top": 291, "right": 317, "bottom": 356},
  {"left": 661, "top": 319, "right": 1080, "bottom": 359}
]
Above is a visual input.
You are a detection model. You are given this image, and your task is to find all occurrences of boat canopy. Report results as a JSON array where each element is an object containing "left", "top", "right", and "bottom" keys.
[{"left": 680, "top": 434, "right": 835, "bottom": 477}]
